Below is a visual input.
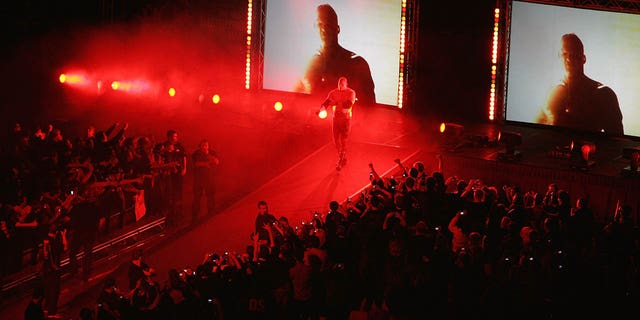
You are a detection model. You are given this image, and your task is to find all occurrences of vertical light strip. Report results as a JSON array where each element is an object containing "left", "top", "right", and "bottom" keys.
[
  {"left": 489, "top": 7, "right": 500, "bottom": 120},
  {"left": 397, "top": 0, "right": 407, "bottom": 109},
  {"left": 245, "top": 0, "right": 253, "bottom": 89}
]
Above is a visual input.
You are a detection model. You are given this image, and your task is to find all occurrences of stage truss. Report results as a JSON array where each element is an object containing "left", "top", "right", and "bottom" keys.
[{"left": 523, "top": 0, "right": 640, "bottom": 13}]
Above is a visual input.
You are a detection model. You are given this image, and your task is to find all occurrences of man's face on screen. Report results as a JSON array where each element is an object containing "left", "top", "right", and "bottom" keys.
[
  {"left": 318, "top": 21, "right": 338, "bottom": 44},
  {"left": 561, "top": 42, "right": 585, "bottom": 78},
  {"left": 316, "top": 7, "right": 339, "bottom": 47}
]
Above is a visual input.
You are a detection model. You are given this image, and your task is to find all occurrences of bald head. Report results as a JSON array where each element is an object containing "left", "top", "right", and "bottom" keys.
[
  {"left": 562, "top": 33, "right": 584, "bottom": 54},
  {"left": 560, "top": 33, "right": 586, "bottom": 77},
  {"left": 317, "top": 4, "right": 338, "bottom": 26},
  {"left": 317, "top": 4, "right": 340, "bottom": 47},
  {"left": 338, "top": 77, "right": 348, "bottom": 89}
]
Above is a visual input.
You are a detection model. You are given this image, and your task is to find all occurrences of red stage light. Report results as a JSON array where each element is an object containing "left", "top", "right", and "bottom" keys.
[
  {"left": 168, "top": 87, "right": 176, "bottom": 97},
  {"left": 212, "top": 94, "right": 220, "bottom": 104},
  {"left": 110, "top": 80, "right": 150, "bottom": 93},
  {"left": 318, "top": 109, "right": 328, "bottom": 119},
  {"left": 274, "top": 101, "right": 283, "bottom": 111},
  {"left": 59, "top": 73, "right": 88, "bottom": 85},
  {"left": 571, "top": 140, "right": 596, "bottom": 163},
  {"left": 582, "top": 144, "right": 594, "bottom": 158}
]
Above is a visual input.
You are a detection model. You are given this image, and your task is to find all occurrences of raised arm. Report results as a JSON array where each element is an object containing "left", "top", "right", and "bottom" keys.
[
  {"left": 369, "top": 163, "right": 382, "bottom": 181},
  {"left": 265, "top": 224, "right": 276, "bottom": 250},
  {"left": 448, "top": 211, "right": 461, "bottom": 233},
  {"left": 108, "top": 122, "right": 128, "bottom": 144},
  {"left": 393, "top": 158, "right": 409, "bottom": 177},
  {"left": 251, "top": 232, "right": 260, "bottom": 262},
  {"left": 104, "top": 122, "right": 119, "bottom": 138},
  {"left": 228, "top": 250, "right": 243, "bottom": 270}
]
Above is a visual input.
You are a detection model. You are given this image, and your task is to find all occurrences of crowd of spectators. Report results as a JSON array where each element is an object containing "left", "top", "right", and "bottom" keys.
[
  {"left": 49, "top": 156, "right": 639, "bottom": 319},
  {"left": 0, "top": 120, "right": 163, "bottom": 281},
  {"left": 6, "top": 120, "right": 639, "bottom": 319}
]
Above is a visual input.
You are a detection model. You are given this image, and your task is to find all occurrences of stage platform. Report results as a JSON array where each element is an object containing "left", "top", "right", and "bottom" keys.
[{"left": 413, "top": 121, "right": 640, "bottom": 224}]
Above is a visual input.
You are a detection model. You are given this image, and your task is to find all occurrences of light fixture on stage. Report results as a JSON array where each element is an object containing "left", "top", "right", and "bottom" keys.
[
  {"left": 274, "top": 101, "right": 283, "bottom": 112},
  {"left": 497, "top": 130, "right": 522, "bottom": 161},
  {"left": 439, "top": 122, "right": 464, "bottom": 136},
  {"left": 198, "top": 93, "right": 221, "bottom": 106},
  {"left": 110, "top": 80, "right": 149, "bottom": 93},
  {"left": 439, "top": 122, "right": 466, "bottom": 150},
  {"left": 97, "top": 80, "right": 105, "bottom": 95},
  {"left": 621, "top": 147, "right": 640, "bottom": 176},
  {"left": 318, "top": 109, "right": 328, "bottom": 119},
  {"left": 570, "top": 140, "right": 596, "bottom": 169},
  {"left": 59, "top": 73, "right": 88, "bottom": 85}
]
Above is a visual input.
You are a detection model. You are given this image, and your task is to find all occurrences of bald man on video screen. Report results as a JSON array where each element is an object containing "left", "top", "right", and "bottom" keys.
[
  {"left": 537, "top": 33, "right": 623, "bottom": 135},
  {"left": 295, "top": 4, "right": 376, "bottom": 107}
]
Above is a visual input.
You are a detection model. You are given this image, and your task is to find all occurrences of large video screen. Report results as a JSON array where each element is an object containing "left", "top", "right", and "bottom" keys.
[
  {"left": 505, "top": 1, "right": 640, "bottom": 137},
  {"left": 262, "top": 0, "right": 402, "bottom": 107}
]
